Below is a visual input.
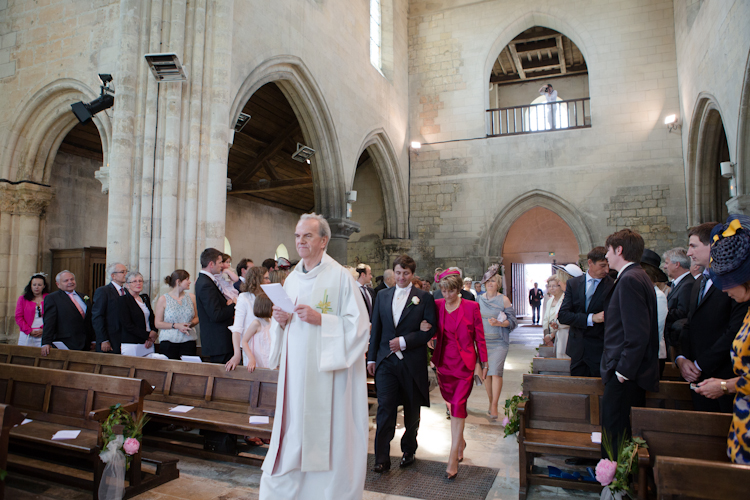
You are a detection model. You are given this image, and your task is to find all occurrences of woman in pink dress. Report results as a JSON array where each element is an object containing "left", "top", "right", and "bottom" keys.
[{"left": 426, "top": 268, "right": 488, "bottom": 479}]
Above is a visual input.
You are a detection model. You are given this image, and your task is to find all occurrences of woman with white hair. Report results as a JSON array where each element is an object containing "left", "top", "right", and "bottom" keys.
[{"left": 543, "top": 264, "right": 582, "bottom": 358}]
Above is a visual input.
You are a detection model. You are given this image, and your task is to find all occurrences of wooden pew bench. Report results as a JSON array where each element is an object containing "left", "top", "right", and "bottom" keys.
[
  {"left": 531, "top": 357, "right": 571, "bottom": 375},
  {"left": 654, "top": 456, "right": 750, "bottom": 500},
  {"left": 0, "top": 345, "right": 277, "bottom": 462},
  {"left": 631, "top": 407, "right": 732, "bottom": 500},
  {"left": 0, "top": 404, "right": 24, "bottom": 500},
  {"left": 517, "top": 374, "right": 692, "bottom": 500},
  {"left": 0, "top": 364, "right": 177, "bottom": 499},
  {"left": 660, "top": 362, "right": 681, "bottom": 381},
  {"left": 537, "top": 345, "right": 556, "bottom": 358}
]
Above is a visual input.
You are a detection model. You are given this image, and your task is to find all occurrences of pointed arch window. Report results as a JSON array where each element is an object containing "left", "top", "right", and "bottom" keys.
[{"left": 370, "top": 0, "right": 382, "bottom": 71}]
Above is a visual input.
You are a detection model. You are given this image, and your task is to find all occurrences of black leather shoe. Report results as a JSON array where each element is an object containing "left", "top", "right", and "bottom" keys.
[
  {"left": 400, "top": 453, "right": 416, "bottom": 468},
  {"left": 372, "top": 463, "right": 390, "bottom": 473}
]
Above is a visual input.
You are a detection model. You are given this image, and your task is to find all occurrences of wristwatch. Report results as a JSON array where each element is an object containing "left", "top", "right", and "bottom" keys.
[{"left": 721, "top": 380, "right": 728, "bottom": 394}]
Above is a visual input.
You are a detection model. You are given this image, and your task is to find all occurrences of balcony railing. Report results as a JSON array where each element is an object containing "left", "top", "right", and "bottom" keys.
[{"left": 486, "top": 97, "right": 591, "bottom": 137}]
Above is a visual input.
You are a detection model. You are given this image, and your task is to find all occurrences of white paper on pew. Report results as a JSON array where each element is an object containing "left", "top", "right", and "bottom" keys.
[
  {"left": 121, "top": 343, "right": 155, "bottom": 357},
  {"left": 169, "top": 405, "right": 194, "bottom": 413},
  {"left": 180, "top": 355, "right": 203, "bottom": 363},
  {"left": 249, "top": 416, "right": 270, "bottom": 425},
  {"left": 591, "top": 432, "right": 602, "bottom": 444},
  {"left": 52, "top": 430, "right": 81, "bottom": 440},
  {"left": 14, "top": 418, "right": 33, "bottom": 428},
  {"left": 260, "top": 283, "right": 295, "bottom": 314},
  {"left": 52, "top": 341, "right": 68, "bottom": 350}
]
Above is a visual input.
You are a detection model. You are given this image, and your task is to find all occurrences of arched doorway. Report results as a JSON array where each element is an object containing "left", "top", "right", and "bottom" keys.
[
  {"left": 687, "top": 94, "right": 733, "bottom": 225},
  {"left": 502, "top": 207, "right": 580, "bottom": 318}
]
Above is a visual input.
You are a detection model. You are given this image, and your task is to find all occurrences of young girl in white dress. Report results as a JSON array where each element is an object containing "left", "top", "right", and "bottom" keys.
[{"left": 241, "top": 294, "right": 275, "bottom": 372}]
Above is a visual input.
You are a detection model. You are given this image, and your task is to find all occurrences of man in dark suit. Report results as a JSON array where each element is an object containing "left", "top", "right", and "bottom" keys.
[
  {"left": 41, "top": 270, "right": 94, "bottom": 355},
  {"left": 558, "top": 247, "right": 614, "bottom": 377},
  {"left": 600, "top": 229, "right": 659, "bottom": 452},
  {"left": 367, "top": 255, "right": 437, "bottom": 473},
  {"left": 233, "top": 258, "right": 254, "bottom": 293},
  {"left": 662, "top": 247, "right": 694, "bottom": 357},
  {"left": 355, "top": 263, "right": 376, "bottom": 319},
  {"left": 529, "top": 283, "right": 544, "bottom": 324},
  {"left": 195, "top": 248, "right": 237, "bottom": 368},
  {"left": 373, "top": 269, "right": 395, "bottom": 296},
  {"left": 92, "top": 262, "right": 128, "bottom": 353},
  {"left": 676, "top": 222, "right": 748, "bottom": 412}
]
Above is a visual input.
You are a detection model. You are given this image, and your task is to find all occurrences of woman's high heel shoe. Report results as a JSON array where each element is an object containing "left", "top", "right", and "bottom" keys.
[{"left": 446, "top": 470, "right": 458, "bottom": 480}]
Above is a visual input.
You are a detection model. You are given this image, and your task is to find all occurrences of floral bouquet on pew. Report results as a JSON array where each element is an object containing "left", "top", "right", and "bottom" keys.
[
  {"left": 500, "top": 391, "right": 528, "bottom": 438},
  {"left": 98, "top": 404, "right": 149, "bottom": 500},
  {"left": 595, "top": 431, "right": 647, "bottom": 500}
]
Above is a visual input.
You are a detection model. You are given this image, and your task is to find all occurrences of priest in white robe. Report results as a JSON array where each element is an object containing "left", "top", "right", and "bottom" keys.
[{"left": 260, "top": 213, "right": 370, "bottom": 500}]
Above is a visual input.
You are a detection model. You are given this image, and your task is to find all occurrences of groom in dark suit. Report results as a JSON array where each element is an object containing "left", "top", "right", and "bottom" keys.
[
  {"left": 367, "top": 254, "right": 437, "bottom": 473},
  {"left": 41, "top": 270, "right": 94, "bottom": 355},
  {"left": 558, "top": 247, "right": 614, "bottom": 377},
  {"left": 600, "top": 229, "right": 659, "bottom": 453},
  {"left": 195, "top": 248, "right": 237, "bottom": 367}
]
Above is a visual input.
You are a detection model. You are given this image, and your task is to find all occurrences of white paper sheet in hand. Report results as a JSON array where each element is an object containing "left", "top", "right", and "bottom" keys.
[
  {"left": 52, "top": 341, "right": 69, "bottom": 350},
  {"left": 121, "top": 343, "right": 155, "bottom": 357},
  {"left": 52, "top": 430, "right": 81, "bottom": 440},
  {"left": 249, "top": 416, "right": 270, "bottom": 424},
  {"left": 180, "top": 355, "right": 203, "bottom": 363},
  {"left": 169, "top": 405, "right": 194, "bottom": 413},
  {"left": 260, "top": 283, "right": 295, "bottom": 313},
  {"left": 591, "top": 432, "right": 602, "bottom": 444},
  {"left": 497, "top": 311, "right": 507, "bottom": 322}
]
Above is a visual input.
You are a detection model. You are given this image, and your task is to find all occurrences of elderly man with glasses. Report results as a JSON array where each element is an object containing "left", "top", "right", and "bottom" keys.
[{"left": 92, "top": 262, "right": 129, "bottom": 354}]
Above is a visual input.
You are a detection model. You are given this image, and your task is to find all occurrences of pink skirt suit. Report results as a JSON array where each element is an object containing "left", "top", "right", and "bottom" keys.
[{"left": 433, "top": 298, "right": 488, "bottom": 418}]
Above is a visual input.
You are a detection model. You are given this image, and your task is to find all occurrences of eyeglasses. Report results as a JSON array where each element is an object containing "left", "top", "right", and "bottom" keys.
[
  {"left": 113, "top": 270, "right": 127, "bottom": 274},
  {"left": 127, "top": 279, "right": 144, "bottom": 284}
]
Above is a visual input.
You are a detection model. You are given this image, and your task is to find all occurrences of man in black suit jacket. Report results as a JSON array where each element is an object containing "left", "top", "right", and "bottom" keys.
[
  {"left": 233, "top": 258, "right": 253, "bottom": 293},
  {"left": 558, "top": 247, "right": 614, "bottom": 377},
  {"left": 367, "top": 255, "right": 437, "bottom": 473},
  {"left": 600, "top": 229, "right": 659, "bottom": 453},
  {"left": 92, "top": 262, "right": 128, "bottom": 353},
  {"left": 677, "top": 223, "right": 748, "bottom": 412},
  {"left": 373, "top": 269, "right": 395, "bottom": 296},
  {"left": 529, "top": 283, "right": 544, "bottom": 324},
  {"left": 41, "top": 270, "right": 94, "bottom": 355},
  {"left": 662, "top": 247, "right": 694, "bottom": 356},
  {"left": 195, "top": 248, "right": 237, "bottom": 367},
  {"left": 355, "top": 263, "right": 377, "bottom": 319}
]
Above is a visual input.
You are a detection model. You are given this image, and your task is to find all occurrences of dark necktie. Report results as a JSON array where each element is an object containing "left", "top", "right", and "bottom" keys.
[
  {"left": 698, "top": 276, "right": 708, "bottom": 305},
  {"left": 585, "top": 279, "right": 597, "bottom": 310},
  {"left": 361, "top": 287, "right": 371, "bottom": 314}
]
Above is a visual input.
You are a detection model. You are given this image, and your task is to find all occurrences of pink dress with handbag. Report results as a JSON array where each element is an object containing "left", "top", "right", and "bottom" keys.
[{"left": 433, "top": 298, "right": 488, "bottom": 418}]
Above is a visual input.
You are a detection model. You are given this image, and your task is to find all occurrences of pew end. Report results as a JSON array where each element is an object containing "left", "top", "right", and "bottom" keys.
[{"left": 654, "top": 456, "right": 750, "bottom": 500}]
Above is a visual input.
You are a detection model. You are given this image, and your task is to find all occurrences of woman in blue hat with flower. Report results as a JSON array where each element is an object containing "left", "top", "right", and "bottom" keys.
[{"left": 696, "top": 214, "right": 750, "bottom": 464}]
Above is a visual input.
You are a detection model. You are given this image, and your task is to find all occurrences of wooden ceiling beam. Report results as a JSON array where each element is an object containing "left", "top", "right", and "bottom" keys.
[
  {"left": 556, "top": 36, "right": 567, "bottom": 74},
  {"left": 263, "top": 160, "right": 280, "bottom": 181},
  {"left": 514, "top": 38, "right": 558, "bottom": 54},
  {"left": 508, "top": 43, "right": 526, "bottom": 80},
  {"left": 229, "top": 177, "right": 313, "bottom": 194},
  {"left": 489, "top": 68, "right": 588, "bottom": 84},
  {"left": 232, "top": 121, "right": 301, "bottom": 184}
]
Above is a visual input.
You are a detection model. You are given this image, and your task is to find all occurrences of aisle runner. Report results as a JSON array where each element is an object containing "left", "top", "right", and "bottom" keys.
[{"left": 364, "top": 454, "right": 499, "bottom": 500}]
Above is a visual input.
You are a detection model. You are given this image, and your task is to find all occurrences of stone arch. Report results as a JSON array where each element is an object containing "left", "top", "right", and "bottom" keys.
[
  {"left": 686, "top": 93, "right": 731, "bottom": 225},
  {"left": 486, "top": 190, "right": 593, "bottom": 261},
  {"left": 229, "top": 56, "right": 346, "bottom": 219},
  {"left": 737, "top": 49, "right": 750, "bottom": 197},
  {"left": 351, "top": 129, "right": 408, "bottom": 239},
  {"left": 1, "top": 79, "right": 112, "bottom": 184},
  {"left": 482, "top": 11, "right": 594, "bottom": 112}
]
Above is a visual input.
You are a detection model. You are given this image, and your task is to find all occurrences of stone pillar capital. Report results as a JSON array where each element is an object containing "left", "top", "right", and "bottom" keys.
[
  {"left": 327, "top": 218, "right": 361, "bottom": 239},
  {"left": 0, "top": 182, "right": 55, "bottom": 216},
  {"left": 726, "top": 194, "right": 750, "bottom": 215}
]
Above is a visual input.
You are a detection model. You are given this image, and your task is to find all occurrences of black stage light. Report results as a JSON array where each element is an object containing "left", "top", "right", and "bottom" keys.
[{"left": 70, "top": 94, "right": 114, "bottom": 124}]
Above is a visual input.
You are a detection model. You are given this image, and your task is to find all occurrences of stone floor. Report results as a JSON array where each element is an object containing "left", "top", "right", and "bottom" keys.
[{"left": 8, "top": 321, "right": 601, "bottom": 500}]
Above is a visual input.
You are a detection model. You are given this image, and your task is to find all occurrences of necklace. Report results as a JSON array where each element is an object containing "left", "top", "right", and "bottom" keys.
[{"left": 445, "top": 298, "right": 461, "bottom": 313}]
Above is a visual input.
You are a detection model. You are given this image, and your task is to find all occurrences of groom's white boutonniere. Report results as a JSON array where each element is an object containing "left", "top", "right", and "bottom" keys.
[
  {"left": 408, "top": 296, "right": 420, "bottom": 308},
  {"left": 83, "top": 295, "right": 90, "bottom": 302}
]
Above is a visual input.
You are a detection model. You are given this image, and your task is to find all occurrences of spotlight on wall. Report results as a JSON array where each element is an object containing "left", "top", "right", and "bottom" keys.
[
  {"left": 410, "top": 141, "right": 422, "bottom": 149},
  {"left": 292, "top": 143, "right": 315, "bottom": 163},
  {"left": 144, "top": 53, "right": 188, "bottom": 81},
  {"left": 70, "top": 74, "right": 116, "bottom": 124},
  {"left": 720, "top": 161, "right": 735, "bottom": 179},
  {"left": 234, "top": 113, "right": 251, "bottom": 133},
  {"left": 664, "top": 114, "right": 681, "bottom": 133},
  {"left": 347, "top": 191, "right": 357, "bottom": 202}
]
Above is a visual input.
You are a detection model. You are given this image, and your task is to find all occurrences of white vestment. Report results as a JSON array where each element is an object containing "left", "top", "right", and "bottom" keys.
[{"left": 260, "top": 253, "right": 370, "bottom": 500}]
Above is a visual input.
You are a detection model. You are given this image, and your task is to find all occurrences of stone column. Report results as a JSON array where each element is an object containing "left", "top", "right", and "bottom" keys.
[
  {"left": 726, "top": 194, "right": 750, "bottom": 215},
  {"left": 327, "top": 218, "right": 360, "bottom": 264},
  {"left": 0, "top": 183, "right": 54, "bottom": 339},
  {"left": 382, "top": 238, "right": 412, "bottom": 270}
]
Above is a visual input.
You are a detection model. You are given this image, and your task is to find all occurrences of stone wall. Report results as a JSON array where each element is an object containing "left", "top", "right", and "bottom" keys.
[
  {"left": 347, "top": 159, "right": 388, "bottom": 276},
  {"left": 407, "top": 0, "right": 688, "bottom": 280}
]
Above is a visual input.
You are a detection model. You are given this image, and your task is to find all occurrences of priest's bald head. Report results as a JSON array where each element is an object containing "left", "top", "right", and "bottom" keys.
[{"left": 295, "top": 213, "right": 331, "bottom": 268}]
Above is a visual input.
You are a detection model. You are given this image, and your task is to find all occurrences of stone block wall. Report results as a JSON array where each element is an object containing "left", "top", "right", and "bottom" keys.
[{"left": 605, "top": 185, "right": 682, "bottom": 252}]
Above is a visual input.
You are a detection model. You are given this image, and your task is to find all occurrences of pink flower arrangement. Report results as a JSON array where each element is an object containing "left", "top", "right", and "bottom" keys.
[
  {"left": 595, "top": 458, "right": 617, "bottom": 486},
  {"left": 517, "top": 391, "right": 523, "bottom": 397},
  {"left": 501, "top": 416, "right": 510, "bottom": 427},
  {"left": 123, "top": 437, "right": 140, "bottom": 456}
]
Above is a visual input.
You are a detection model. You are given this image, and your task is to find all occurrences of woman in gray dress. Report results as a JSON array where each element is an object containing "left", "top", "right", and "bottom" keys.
[{"left": 477, "top": 268, "right": 517, "bottom": 419}]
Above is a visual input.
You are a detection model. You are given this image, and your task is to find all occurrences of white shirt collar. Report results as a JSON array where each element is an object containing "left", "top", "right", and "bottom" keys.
[
  {"left": 672, "top": 271, "right": 691, "bottom": 286},
  {"left": 586, "top": 271, "right": 601, "bottom": 283},
  {"left": 112, "top": 282, "right": 124, "bottom": 292},
  {"left": 200, "top": 270, "right": 217, "bottom": 282},
  {"left": 617, "top": 261, "right": 635, "bottom": 278},
  {"left": 395, "top": 283, "right": 412, "bottom": 295}
]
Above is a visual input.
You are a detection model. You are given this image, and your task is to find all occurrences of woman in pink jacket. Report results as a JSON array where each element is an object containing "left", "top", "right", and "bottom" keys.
[{"left": 15, "top": 273, "right": 49, "bottom": 347}]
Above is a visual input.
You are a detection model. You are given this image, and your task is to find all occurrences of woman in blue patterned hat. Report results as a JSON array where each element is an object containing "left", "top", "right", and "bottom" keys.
[{"left": 695, "top": 214, "right": 750, "bottom": 464}]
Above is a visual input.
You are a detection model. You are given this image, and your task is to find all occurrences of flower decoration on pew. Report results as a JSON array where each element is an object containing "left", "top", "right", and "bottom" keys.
[
  {"left": 100, "top": 403, "right": 149, "bottom": 469},
  {"left": 596, "top": 431, "right": 648, "bottom": 499},
  {"left": 500, "top": 392, "right": 528, "bottom": 438}
]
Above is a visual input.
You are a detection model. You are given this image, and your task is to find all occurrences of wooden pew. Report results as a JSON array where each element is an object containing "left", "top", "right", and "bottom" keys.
[
  {"left": 661, "top": 362, "right": 681, "bottom": 381},
  {"left": 537, "top": 345, "right": 555, "bottom": 358},
  {"left": 517, "top": 374, "right": 692, "bottom": 500},
  {"left": 654, "top": 456, "right": 750, "bottom": 499},
  {"left": 531, "top": 357, "right": 570, "bottom": 375},
  {"left": 0, "top": 404, "right": 24, "bottom": 500},
  {"left": 631, "top": 407, "right": 732, "bottom": 500},
  {"left": 0, "top": 345, "right": 277, "bottom": 461},
  {"left": 0, "top": 364, "right": 177, "bottom": 499}
]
